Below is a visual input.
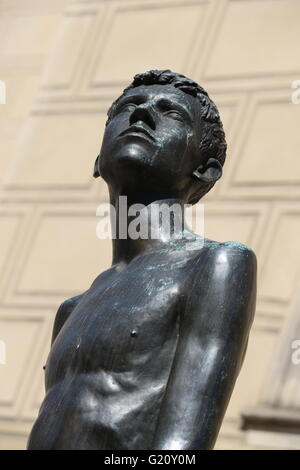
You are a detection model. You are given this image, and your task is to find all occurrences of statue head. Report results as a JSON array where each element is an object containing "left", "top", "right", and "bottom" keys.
[{"left": 94, "top": 70, "right": 227, "bottom": 204}]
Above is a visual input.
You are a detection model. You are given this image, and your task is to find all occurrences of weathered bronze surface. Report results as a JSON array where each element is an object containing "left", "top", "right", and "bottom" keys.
[{"left": 28, "top": 70, "right": 257, "bottom": 450}]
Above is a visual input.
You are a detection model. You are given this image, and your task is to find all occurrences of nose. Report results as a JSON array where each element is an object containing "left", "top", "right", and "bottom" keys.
[{"left": 129, "top": 104, "right": 156, "bottom": 130}]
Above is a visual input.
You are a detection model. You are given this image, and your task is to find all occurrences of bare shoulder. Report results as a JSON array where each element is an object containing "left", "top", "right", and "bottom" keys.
[
  {"left": 211, "top": 240, "right": 256, "bottom": 265},
  {"left": 51, "top": 293, "right": 85, "bottom": 345},
  {"left": 183, "top": 240, "right": 257, "bottom": 332},
  {"left": 187, "top": 239, "right": 257, "bottom": 308},
  {"left": 60, "top": 293, "right": 84, "bottom": 311},
  {"left": 195, "top": 239, "right": 257, "bottom": 273}
]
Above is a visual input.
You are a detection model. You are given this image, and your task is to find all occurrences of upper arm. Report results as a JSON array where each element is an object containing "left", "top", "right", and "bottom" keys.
[
  {"left": 51, "top": 293, "right": 84, "bottom": 345},
  {"left": 176, "top": 244, "right": 256, "bottom": 373},
  {"left": 152, "top": 244, "right": 257, "bottom": 449},
  {"left": 188, "top": 243, "right": 257, "bottom": 348}
]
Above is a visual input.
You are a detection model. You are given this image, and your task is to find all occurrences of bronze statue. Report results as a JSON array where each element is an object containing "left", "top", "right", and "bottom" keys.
[{"left": 27, "top": 70, "right": 257, "bottom": 450}]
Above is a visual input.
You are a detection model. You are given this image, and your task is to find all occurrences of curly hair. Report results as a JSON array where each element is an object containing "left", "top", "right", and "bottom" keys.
[{"left": 106, "top": 70, "right": 227, "bottom": 204}]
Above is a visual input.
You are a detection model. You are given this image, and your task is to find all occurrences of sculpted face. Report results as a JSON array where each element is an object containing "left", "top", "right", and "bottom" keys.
[{"left": 98, "top": 84, "right": 203, "bottom": 198}]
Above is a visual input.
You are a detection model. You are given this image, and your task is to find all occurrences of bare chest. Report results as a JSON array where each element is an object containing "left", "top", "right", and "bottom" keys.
[{"left": 47, "top": 261, "right": 186, "bottom": 383}]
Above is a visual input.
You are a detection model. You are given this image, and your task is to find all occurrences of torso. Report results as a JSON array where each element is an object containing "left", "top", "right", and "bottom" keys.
[{"left": 28, "top": 243, "right": 204, "bottom": 450}]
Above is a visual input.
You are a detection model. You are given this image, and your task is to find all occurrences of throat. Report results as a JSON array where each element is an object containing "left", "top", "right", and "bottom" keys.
[{"left": 108, "top": 193, "right": 188, "bottom": 265}]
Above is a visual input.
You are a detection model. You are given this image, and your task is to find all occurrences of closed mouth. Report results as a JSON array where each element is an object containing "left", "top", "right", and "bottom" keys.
[{"left": 119, "top": 125, "right": 155, "bottom": 142}]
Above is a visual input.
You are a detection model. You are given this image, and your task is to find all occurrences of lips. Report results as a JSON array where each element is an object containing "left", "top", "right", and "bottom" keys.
[{"left": 119, "top": 125, "right": 155, "bottom": 142}]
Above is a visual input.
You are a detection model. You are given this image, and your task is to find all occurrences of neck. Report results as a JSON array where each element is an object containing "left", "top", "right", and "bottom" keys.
[{"left": 108, "top": 186, "right": 189, "bottom": 265}]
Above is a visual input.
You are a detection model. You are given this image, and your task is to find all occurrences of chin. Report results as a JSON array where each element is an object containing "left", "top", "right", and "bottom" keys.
[
  {"left": 102, "top": 141, "right": 153, "bottom": 176},
  {"left": 116, "top": 140, "right": 154, "bottom": 160}
]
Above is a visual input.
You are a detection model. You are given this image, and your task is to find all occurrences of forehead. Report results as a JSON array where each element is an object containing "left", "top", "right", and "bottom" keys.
[{"left": 118, "top": 84, "right": 200, "bottom": 115}]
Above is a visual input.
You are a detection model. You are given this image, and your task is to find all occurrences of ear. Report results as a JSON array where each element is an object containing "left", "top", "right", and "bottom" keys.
[
  {"left": 192, "top": 158, "right": 222, "bottom": 183},
  {"left": 93, "top": 154, "right": 100, "bottom": 178}
]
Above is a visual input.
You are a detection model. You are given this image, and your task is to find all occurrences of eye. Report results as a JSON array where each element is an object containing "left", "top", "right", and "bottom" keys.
[
  {"left": 118, "top": 103, "right": 137, "bottom": 114},
  {"left": 164, "top": 110, "right": 184, "bottom": 121}
]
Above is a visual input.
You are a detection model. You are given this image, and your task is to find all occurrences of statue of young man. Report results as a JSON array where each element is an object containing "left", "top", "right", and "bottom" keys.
[{"left": 28, "top": 70, "right": 256, "bottom": 450}]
